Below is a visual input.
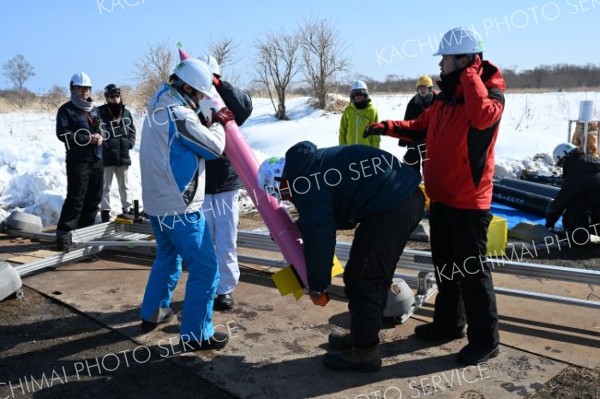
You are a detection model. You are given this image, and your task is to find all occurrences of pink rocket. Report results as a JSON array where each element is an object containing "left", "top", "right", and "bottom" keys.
[{"left": 200, "top": 90, "right": 308, "bottom": 288}]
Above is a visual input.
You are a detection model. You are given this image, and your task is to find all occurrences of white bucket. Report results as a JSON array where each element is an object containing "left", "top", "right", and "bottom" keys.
[
  {"left": 0, "top": 262, "right": 22, "bottom": 301},
  {"left": 579, "top": 100, "right": 594, "bottom": 121}
]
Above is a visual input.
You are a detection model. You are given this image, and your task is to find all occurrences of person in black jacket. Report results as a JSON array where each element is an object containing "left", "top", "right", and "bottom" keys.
[
  {"left": 199, "top": 55, "right": 253, "bottom": 311},
  {"left": 55, "top": 72, "right": 104, "bottom": 247},
  {"left": 258, "top": 141, "right": 424, "bottom": 372},
  {"left": 546, "top": 141, "right": 600, "bottom": 245},
  {"left": 399, "top": 75, "right": 437, "bottom": 175},
  {"left": 98, "top": 84, "right": 137, "bottom": 222}
]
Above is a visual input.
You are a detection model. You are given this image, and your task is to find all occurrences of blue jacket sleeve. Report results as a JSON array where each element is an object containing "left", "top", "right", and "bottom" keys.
[{"left": 297, "top": 202, "right": 337, "bottom": 292}]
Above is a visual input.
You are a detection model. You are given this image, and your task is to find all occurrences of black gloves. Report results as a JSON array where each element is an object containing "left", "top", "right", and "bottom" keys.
[{"left": 363, "top": 122, "right": 388, "bottom": 138}]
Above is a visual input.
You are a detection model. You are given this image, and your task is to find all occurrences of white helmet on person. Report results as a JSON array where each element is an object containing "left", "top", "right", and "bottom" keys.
[
  {"left": 552, "top": 143, "right": 577, "bottom": 165},
  {"left": 172, "top": 58, "right": 213, "bottom": 96},
  {"left": 351, "top": 80, "right": 368, "bottom": 94},
  {"left": 257, "top": 157, "right": 286, "bottom": 200},
  {"left": 199, "top": 54, "right": 221, "bottom": 77},
  {"left": 70, "top": 72, "right": 92, "bottom": 88},
  {"left": 433, "top": 27, "right": 484, "bottom": 56},
  {"left": 382, "top": 278, "right": 414, "bottom": 323}
]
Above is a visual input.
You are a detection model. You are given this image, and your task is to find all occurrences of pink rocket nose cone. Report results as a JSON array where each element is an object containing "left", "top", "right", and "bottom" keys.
[{"left": 178, "top": 48, "right": 190, "bottom": 61}]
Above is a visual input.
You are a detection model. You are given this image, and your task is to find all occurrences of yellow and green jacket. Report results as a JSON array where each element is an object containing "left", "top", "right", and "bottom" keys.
[{"left": 339, "top": 99, "right": 379, "bottom": 148}]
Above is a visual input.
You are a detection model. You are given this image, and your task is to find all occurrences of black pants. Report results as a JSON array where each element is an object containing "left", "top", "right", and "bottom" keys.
[
  {"left": 429, "top": 202, "right": 499, "bottom": 349},
  {"left": 563, "top": 197, "right": 600, "bottom": 245},
  {"left": 57, "top": 159, "right": 103, "bottom": 233},
  {"left": 343, "top": 188, "right": 425, "bottom": 348},
  {"left": 402, "top": 141, "right": 425, "bottom": 176}
]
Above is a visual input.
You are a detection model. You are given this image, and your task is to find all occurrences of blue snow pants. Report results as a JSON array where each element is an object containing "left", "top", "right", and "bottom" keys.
[{"left": 140, "top": 211, "right": 219, "bottom": 341}]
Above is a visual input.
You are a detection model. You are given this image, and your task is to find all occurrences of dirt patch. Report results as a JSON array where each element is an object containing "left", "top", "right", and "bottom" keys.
[
  {"left": 0, "top": 287, "right": 234, "bottom": 399},
  {"left": 526, "top": 365, "right": 600, "bottom": 398}
]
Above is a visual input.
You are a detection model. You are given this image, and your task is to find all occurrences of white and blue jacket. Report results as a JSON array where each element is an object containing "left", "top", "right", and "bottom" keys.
[{"left": 140, "top": 83, "right": 226, "bottom": 216}]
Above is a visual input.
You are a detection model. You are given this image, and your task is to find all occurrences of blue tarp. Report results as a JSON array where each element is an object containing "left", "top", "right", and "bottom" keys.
[{"left": 490, "top": 202, "right": 561, "bottom": 229}]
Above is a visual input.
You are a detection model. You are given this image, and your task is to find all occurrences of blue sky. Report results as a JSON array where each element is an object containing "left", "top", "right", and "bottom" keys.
[{"left": 1, "top": 0, "right": 599, "bottom": 93}]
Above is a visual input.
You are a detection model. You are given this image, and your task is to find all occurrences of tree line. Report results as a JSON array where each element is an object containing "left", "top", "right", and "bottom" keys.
[{"left": 3, "top": 22, "right": 600, "bottom": 117}]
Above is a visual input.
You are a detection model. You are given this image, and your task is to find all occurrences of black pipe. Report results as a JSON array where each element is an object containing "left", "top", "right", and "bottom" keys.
[
  {"left": 496, "top": 178, "right": 560, "bottom": 198},
  {"left": 492, "top": 184, "right": 553, "bottom": 217}
]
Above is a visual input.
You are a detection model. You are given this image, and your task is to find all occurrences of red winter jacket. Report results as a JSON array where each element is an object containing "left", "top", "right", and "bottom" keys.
[{"left": 385, "top": 57, "right": 505, "bottom": 209}]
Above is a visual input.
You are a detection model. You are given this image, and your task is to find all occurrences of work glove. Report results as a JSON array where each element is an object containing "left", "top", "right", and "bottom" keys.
[
  {"left": 363, "top": 122, "right": 387, "bottom": 138},
  {"left": 212, "top": 107, "right": 235, "bottom": 126},
  {"left": 309, "top": 291, "right": 330, "bottom": 306}
]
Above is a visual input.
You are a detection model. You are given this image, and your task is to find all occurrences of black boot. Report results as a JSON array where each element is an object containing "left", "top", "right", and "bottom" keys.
[
  {"left": 101, "top": 210, "right": 111, "bottom": 223},
  {"left": 179, "top": 331, "right": 229, "bottom": 352},
  {"left": 323, "top": 346, "right": 382, "bottom": 372},
  {"left": 414, "top": 322, "right": 465, "bottom": 341},
  {"left": 214, "top": 293, "right": 234, "bottom": 311},
  {"left": 328, "top": 331, "right": 354, "bottom": 351},
  {"left": 457, "top": 343, "right": 499, "bottom": 365},
  {"left": 140, "top": 307, "right": 174, "bottom": 332}
]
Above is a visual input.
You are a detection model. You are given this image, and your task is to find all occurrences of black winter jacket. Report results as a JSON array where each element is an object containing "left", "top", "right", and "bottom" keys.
[
  {"left": 99, "top": 103, "right": 136, "bottom": 167},
  {"left": 284, "top": 141, "right": 421, "bottom": 292},
  {"left": 205, "top": 80, "right": 253, "bottom": 194},
  {"left": 56, "top": 101, "right": 103, "bottom": 163},
  {"left": 546, "top": 150, "right": 600, "bottom": 227},
  {"left": 399, "top": 92, "right": 437, "bottom": 146}
]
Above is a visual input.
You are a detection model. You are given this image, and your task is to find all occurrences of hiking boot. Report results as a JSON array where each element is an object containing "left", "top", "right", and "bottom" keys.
[
  {"left": 179, "top": 331, "right": 229, "bottom": 352},
  {"left": 328, "top": 331, "right": 354, "bottom": 351},
  {"left": 414, "top": 322, "right": 465, "bottom": 341},
  {"left": 213, "top": 293, "right": 234, "bottom": 311},
  {"left": 323, "top": 346, "right": 382, "bottom": 372},
  {"left": 141, "top": 307, "right": 174, "bottom": 332},
  {"left": 54, "top": 230, "right": 69, "bottom": 251},
  {"left": 457, "top": 343, "right": 500, "bottom": 365},
  {"left": 101, "top": 210, "right": 111, "bottom": 223}
]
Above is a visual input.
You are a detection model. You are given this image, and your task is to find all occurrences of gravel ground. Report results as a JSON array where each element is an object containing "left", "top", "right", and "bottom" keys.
[{"left": 0, "top": 213, "right": 598, "bottom": 398}]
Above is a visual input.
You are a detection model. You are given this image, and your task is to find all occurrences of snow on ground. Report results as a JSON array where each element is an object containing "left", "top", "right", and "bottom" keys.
[{"left": 0, "top": 92, "right": 598, "bottom": 226}]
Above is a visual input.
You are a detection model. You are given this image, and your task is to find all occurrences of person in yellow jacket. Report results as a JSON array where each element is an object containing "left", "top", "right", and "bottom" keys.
[{"left": 339, "top": 80, "right": 379, "bottom": 148}]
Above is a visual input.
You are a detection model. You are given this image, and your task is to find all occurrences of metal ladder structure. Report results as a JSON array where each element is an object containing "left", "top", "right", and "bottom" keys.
[{"left": 8, "top": 220, "right": 600, "bottom": 322}]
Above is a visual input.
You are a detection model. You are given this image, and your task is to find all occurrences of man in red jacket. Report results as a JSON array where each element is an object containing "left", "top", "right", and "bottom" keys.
[{"left": 364, "top": 27, "right": 505, "bottom": 365}]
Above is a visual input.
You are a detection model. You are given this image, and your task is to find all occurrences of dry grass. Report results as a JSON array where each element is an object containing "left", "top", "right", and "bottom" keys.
[
  {"left": 321, "top": 93, "right": 349, "bottom": 113},
  {"left": 0, "top": 97, "right": 16, "bottom": 113}
]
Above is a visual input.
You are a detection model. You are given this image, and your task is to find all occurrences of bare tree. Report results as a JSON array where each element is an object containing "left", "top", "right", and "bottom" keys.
[
  {"left": 254, "top": 31, "right": 301, "bottom": 120},
  {"left": 208, "top": 37, "right": 240, "bottom": 70},
  {"left": 299, "top": 18, "right": 350, "bottom": 110},
  {"left": 41, "top": 85, "right": 67, "bottom": 113},
  {"left": 132, "top": 42, "right": 175, "bottom": 104},
  {"left": 3, "top": 54, "right": 35, "bottom": 110},
  {"left": 208, "top": 37, "right": 243, "bottom": 83}
]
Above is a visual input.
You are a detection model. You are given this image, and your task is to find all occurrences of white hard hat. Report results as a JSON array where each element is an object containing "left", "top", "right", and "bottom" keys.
[
  {"left": 199, "top": 54, "right": 221, "bottom": 77},
  {"left": 172, "top": 58, "right": 212, "bottom": 96},
  {"left": 383, "top": 278, "right": 414, "bottom": 322},
  {"left": 552, "top": 143, "right": 577, "bottom": 165},
  {"left": 351, "top": 80, "right": 368, "bottom": 93},
  {"left": 433, "top": 27, "right": 484, "bottom": 56},
  {"left": 70, "top": 72, "right": 92, "bottom": 87},
  {"left": 257, "top": 157, "right": 286, "bottom": 200}
]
